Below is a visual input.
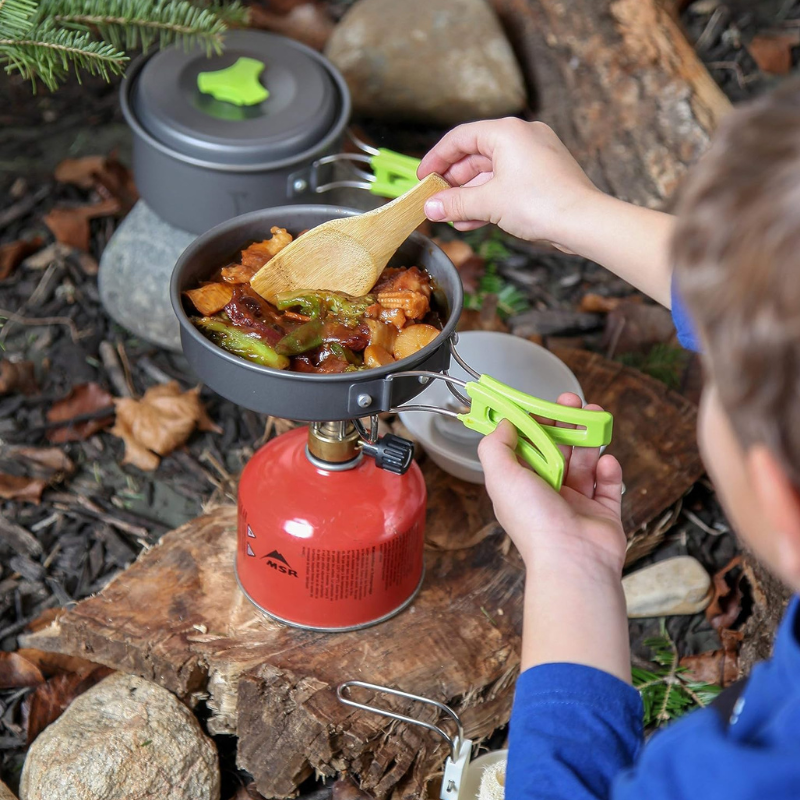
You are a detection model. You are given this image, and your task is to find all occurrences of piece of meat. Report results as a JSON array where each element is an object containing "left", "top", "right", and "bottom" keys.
[
  {"left": 321, "top": 321, "right": 370, "bottom": 351},
  {"left": 224, "top": 286, "right": 285, "bottom": 345},
  {"left": 221, "top": 263, "right": 257, "bottom": 284},
  {"left": 240, "top": 227, "right": 293, "bottom": 269},
  {"left": 372, "top": 266, "right": 432, "bottom": 297}
]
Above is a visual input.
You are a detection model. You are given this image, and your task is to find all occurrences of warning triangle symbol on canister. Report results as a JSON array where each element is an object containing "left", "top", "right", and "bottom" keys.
[
  {"left": 246, "top": 543, "right": 256, "bottom": 557},
  {"left": 247, "top": 526, "right": 256, "bottom": 539}
]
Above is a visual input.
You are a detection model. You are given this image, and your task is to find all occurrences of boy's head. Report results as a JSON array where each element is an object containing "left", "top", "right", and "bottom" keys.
[{"left": 673, "top": 78, "right": 800, "bottom": 590}]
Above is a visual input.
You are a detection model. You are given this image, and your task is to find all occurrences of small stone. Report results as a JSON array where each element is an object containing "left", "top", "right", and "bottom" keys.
[
  {"left": 325, "top": 0, "right": 526, "bottom": 126},
  {"left": 20, "top": 672, "right": 220, "bottom": 800},
  {"left": 98, "top": 200, "right": 196, "bottom": 353},
  {"left": 623, "top": 556, "right": 712, "bottom": 618}
]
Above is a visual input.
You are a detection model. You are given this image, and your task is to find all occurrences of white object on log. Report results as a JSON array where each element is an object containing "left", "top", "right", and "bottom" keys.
[
  {"left": 622, "top": 556, "right": 712, "bottom": 618},
  {"left": 19, "top": 673, "right": 220, "bottom": 800}
]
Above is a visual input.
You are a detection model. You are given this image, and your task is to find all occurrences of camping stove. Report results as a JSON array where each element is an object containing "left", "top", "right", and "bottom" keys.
[{"left": 236, "top": 420, "right": 426, "bottom": 631}]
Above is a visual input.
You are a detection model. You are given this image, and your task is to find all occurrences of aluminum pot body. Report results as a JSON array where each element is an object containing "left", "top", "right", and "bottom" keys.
[
  {"left": 171, "top": 205, "right": 463, "bottom": 421},
  {"left": 237, "top": 426, "right": 427, "bottom": 631},
  {"left": 121, "top": 44, "right": 351, "bottom": 235}
]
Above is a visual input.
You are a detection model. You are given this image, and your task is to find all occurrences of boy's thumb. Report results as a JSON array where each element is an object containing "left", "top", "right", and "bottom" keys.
[{"left": 424, "top": 187, "right": 487, "bottom": 224}]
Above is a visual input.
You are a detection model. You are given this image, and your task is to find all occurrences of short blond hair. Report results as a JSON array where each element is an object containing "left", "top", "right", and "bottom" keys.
[{"left": 673, "top": 78, "right": 800, "bottom": 486}]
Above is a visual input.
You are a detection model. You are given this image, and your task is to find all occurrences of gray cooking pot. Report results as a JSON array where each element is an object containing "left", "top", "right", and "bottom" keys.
[
  {"left": 171, "top": 206, "right": 463, "bottom": 421},
  {"left": 122, "top": 31, "right": 351, "bottom": 234}
]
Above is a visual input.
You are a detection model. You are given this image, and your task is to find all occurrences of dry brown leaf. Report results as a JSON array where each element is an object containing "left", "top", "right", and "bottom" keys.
[
  {"left": 0, "top": 473, "right": 47, "bottom": 504},
  {"left": 54, "top": 156, "right": 107, "bottom": 189},
  {"left": 24, "top": 665, "right": 114, "bottom": 744},
  {"left": 579, "top": 293, "right": 627, "bottom": 314},
  {"left": 46, "top": 382, "right": 115, "bottom": 443},
  {"left": 0, "top": 359, "right": 38, "bottom": 396},
  {"left": 112, "top": 382, "right": 221, "bottom": 470},
  {"left": 603, "top": 300, "right": 676, "bottom": 355},
  {"left": 706, "top": 555, "right": 744, "bottom": 632},
  {"left": 0, "top": 236, "right": 44, "bottom": 281},
  {"left": 434, "top": 238, "right": 476, "bottom": 269},
  {"left": 0, "top": 651, "right": 45, "bottom": 689},
  {"left": 679, "top": 629, "right": 742, "bottom": 687},
  {"left": 16, "top": 648, "right": 102, "bottom": 678},
  {"left": 8, "top": 446, "right": 75, "bottom": 479},
  {"left": 44, "top": 198, "right": 121, "bottom": 251},
  {"left": 747, "top": 34, "right": 797, "bottom": 75}
]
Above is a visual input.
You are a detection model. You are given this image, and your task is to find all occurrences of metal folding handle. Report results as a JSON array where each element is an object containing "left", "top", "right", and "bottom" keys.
[
  {"left": 390, "top": 337, "right": 614, "bottom": 491},
  {"left": 337, "top": 680, "right": 465, "bottom": 763}
]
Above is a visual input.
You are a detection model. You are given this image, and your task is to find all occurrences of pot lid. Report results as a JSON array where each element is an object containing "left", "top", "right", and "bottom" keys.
[{"left": 129, "top": 30, "right": 341, "bottom": 166}]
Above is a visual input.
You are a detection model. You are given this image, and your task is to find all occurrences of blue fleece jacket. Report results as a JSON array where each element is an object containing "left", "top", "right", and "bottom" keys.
[{"left": 506, "top": 286, "right": 800, "bottom": 800}]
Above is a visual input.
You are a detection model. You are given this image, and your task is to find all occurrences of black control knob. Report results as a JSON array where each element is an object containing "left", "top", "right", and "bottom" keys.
[{"left": 361, "top": 434, "right": 415, "bottom": 475}]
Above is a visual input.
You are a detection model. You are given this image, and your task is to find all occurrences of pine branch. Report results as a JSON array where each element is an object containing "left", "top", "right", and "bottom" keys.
[
  {"left": 39, "top": 0, "right": 247, "bottom": 53},
  {"left": 0, "top": 21, "right": 128, "bottom": 90},
  {"left": 0, "top": 0, "right": 37, "bottom": 36}
]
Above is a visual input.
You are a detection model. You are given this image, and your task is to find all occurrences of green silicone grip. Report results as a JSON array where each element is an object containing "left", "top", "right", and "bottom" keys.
[{"left": 197, "top": 57, "right": 269, "bottom": 106}]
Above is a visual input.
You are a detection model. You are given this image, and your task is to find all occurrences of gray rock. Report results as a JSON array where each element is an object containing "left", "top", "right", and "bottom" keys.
[
  {"left": 99, "top": 200, "right": 196, "bottom": 353},
  {"left": 0, "top": 779, "right": 17, "bottom": 800},
  {"left": 20, "top": 673, "right": 220, "bottom": 800},
  {"left": 325, "top": 0, "right": 526, "bottom": 125},
  {"left": 623, "top": 556, "right": 713, "bottom": 618}
]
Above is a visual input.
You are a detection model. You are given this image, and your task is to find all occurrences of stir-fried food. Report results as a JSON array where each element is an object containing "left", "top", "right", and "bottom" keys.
[{"left": 185, "top": 226, "right": 443, "bottom": 373}]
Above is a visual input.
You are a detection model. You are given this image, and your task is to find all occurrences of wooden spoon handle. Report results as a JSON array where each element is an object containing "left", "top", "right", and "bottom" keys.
[{"left": 360, "top": 173, "right": 450, "bottom": 260}]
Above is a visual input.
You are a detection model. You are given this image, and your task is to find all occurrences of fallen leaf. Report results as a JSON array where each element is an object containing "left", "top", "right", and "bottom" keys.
[
  {"left": 680, "top": 629, "right": 742, "bottom": 687},
  {"left": 579, "top": 293, "right": 627, "bottom": 314},
  {"left": 24, "top": 665, "right": 114, "bottom": 744},
  {"left": 434, "top": 238, "right": 476, "bottom": 268},
  {"left": 458, "top": 255, "right": 488, "bottom": 295},
  {"left": 0, "top": 474, "right": 47, "bottom": 503},
  {"left": 54, "top": 156, "right": 107, "bottom": 189},
  {"left": 111, "top": 382, "right": 221, "bottom": 470},
  {"left": 747, "top": 34, "right": 797, "bottom": 75},
  {"left": 7, "top": 446, "right": 75, "bottom": 479},
  {"left": 44, "top": 198, "right": 121, "bottom": 251},
  {"left": 16, "top": 648, "right": 102, "bottom": 678},
  {"left": 603, "top": 300, "right": 676, "bottom": 355},
  {"left": 0, "top": 359, "right": 38, "bottom": 396},
  {"left": 0, "top": 651, "right": 45, "bottom": 689},
  {"left": 46, "top": 383, "right": 115, "bottom": 443},
  {"left": 0, "top": 236, "right": 44, "bottom": 280},
  {"left": 706, "top": 555, "right": 744, "bottom": 632},
  {"left": 248, "top": 2, "right": 335, "bottom": 50}
]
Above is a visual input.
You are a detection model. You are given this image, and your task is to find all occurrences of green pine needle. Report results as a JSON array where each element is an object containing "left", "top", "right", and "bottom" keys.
[
  {"left": 633, "top": 622, "right": 721, "bottom": 727},
  {"left": 0, "top": 0, "right": 37, "bottom": 36},
  {"left": 463, "top": 236, "right": 530, "bottom": 320}
]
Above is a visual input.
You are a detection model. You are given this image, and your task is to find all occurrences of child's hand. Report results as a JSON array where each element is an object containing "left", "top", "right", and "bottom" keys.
[
  {"left": 417, "top": 119, "right": 599, "bottom": 246},
  {"left": 479, "top": 394, "right": 631, "bottom": 680},
  {"left": 478, "top": 394, "right": 625, "bottom": 576}
]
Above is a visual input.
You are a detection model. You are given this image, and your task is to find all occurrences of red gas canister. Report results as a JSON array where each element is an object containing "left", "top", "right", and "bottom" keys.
[{"left": 236, "top": 425, "right": 427, "bottom": 631}]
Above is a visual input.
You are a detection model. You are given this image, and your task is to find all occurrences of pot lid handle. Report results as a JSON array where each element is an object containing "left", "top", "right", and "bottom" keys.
[{"left": 197, "top": 56, "right": 269, "bottom": 106}]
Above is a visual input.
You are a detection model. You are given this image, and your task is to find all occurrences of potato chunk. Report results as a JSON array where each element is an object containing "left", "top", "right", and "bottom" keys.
[
  {"left": 184, "top": 283, "right": 234, "bottom": 316},
  {"left": 392, "top": 324, "right": 440, "bottom": 361},
  {"left": 364, "top": 345, "right": 396, "bottom": 369}
]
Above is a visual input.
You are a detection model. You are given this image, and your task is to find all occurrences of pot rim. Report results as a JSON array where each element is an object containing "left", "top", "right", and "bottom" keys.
[
  {"left": 170, "top": 204, "right": 464, "bottom": 386},
  {"left": 121, "top": 38, "right": 352, "bottom": 174}
]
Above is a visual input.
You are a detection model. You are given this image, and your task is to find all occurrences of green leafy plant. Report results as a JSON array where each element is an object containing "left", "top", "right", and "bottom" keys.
[
  {"left": 618, "top": 343, "right": 689, "bottom": 390},
  {"left": 0, "top": 0, "right": 246, "bottom": 90},
  {"left": 462, "top": 230, "right": 529, "bottom": 320},
  {"left": 633, "top": 622, "right": 721, "bottom": 727}
]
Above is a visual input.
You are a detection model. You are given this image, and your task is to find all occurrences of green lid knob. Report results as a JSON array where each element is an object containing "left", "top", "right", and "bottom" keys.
[{"left": 197, "top": 57, "right": 269, "bottom": 106}]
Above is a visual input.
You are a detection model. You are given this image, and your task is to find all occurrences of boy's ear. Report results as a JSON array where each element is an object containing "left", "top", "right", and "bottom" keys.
[{"left": 748, "top": 446, "right": 800, "bottom": 578}]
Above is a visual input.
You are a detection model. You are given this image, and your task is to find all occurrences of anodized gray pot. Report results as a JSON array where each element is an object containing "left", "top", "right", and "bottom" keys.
[
  {"left": 171, "top": 206, "right": 463, "bottom": 421},
  {"left": 121, "top": 31, "right": 352, "bottom": 234}
]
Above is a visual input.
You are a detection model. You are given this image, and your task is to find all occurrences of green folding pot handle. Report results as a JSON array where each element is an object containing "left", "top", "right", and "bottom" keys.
[{"left": 457, "top": 374, "right": 614, "bottom": 491}]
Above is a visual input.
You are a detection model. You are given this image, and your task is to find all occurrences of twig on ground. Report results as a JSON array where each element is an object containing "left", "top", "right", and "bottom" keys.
[
  {"left": 116, "top": 341, "right": 137, "bottom": 397},
  {"left": 0, "top": 514, "right": 44, "bottom": 557},
  {"left": 683, "top": 508, "right": 728, "bottom": 536},
  {"left": 0, "top": 307, "right": 91, "bottom": 344},
  {"left": 99, "top": 341, "right": 132, "bottom": 398}
]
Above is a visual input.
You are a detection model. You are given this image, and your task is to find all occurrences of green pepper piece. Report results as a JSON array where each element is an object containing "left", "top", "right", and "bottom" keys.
[
  {"left": 274, "top": 290, "right": 375, "bottom": 326},
  {"left": 274, "top": 319, "right": 323, "bottom": 356},
  {"left": 193, "top": 317, "right": 290, "bottom": 369}
]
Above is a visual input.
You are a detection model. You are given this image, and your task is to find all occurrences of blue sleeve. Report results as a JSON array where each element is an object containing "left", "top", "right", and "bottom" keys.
[
  {"left": 671, "top": 276, "right": 701, "bottom": 352},
  {"left": 506, "top": 663, "right": 644, "bottom": 800}
]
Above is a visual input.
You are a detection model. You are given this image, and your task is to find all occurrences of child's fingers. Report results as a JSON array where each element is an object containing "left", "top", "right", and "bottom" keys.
[
  {"left": 562, "top": 402, "right": 603, "bottom": 498},
  {"left": 424, "top": 185, "right": 492, "bottom": 224},
  {"left": 442, "top": 154, "right": 494, "bottom": 187},
  {"left": 417, "top": 121, "right": 496, "bottom": 178},
  {"left": 478, "top": 420, "right": 521, "bottom": 488},
  {"left": 593, "top": 454, "right": 623, "bottom": 513},
  {"left": 541, "top": 392, "right": 582, "bottom": 466}
]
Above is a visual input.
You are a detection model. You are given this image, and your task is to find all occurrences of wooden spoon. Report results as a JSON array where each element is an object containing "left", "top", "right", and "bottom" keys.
[{"left": 250, "top": 173, "right": 450, "bottom": 301}]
